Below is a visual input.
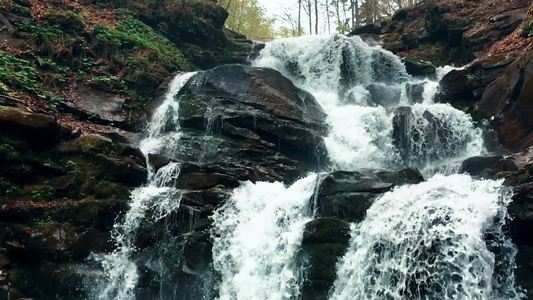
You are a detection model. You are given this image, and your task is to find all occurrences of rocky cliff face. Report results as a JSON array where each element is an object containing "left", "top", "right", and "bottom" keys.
[
  {"left": 1, "top": 0, "right": 533, "bottom": 299},
  {"left": 0, "top": 0, "right": 254, "bottom": 298}
]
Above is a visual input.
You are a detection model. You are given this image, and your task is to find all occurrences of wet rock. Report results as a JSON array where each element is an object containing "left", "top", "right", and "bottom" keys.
[
  {"left": 437, "top": 54, "right": 515, "bottom": 105},
  {"left": 403, "top": 58, "right": 436, "bottom": 77},
  {"left": 317, "top": 191, "right": 377, "bottom": 223},
  {"left": 406, "top": 82, "right": 425, "bottom": 104},
  {"left": 476, "top": 47, "right": 533, "bottom": 151},
  {"left": 96, "top": 155, "right": 148, "bottom": 186},
  {"left": 148, "top": 154, "right": 172, "bottom": 172},
  {"left": 459, "top": 155, "right": 504, "bottom": 178},
  {"left": 348, "top": 24, "right": 380, "bottom": 35},
  {"left": 391, "top": 106, "right": 414, "bottom": 161},
  {"left": 0, "top": 106, "right": 61, "bottom": 146},
  {"left": 71, "top": 229, "right": 112, "bottom": 259},
  {"left": 318, "top": 171, "right": 393, "bottom": 196},
  {"left": 248, "top": 43, "right": 266, "bottom": 61},
  {"left": 177, "top": 171, "right": 240, "bottom": 190},
  {"left": 183, "top": 231, "right": 213, "bottom": 273},
  {"left": 181, "top": 188, "right": 229, "bottom": 207},
  {"left": 366, "top": 83, "right": 401, "bottom": 108},
  {"left": 169, "top": 65, "right": 328, "bottom": 184},
  {"left": 301, "top": 218, "right": 351, "bottom": 300},
  {"left": 372, "top": 168, "right": 425, "bottom": 185},
  {"left": 508, "top": 182, "right": 533, "bottom": 247},
  {"left": 392, "top": 106, "right": 471, "bottom": 165},
  {"left": 302, "top": 218, "right": 351, "bottom": 245},
  {"left": 514, "top": 245, "right": 533, "bottom": 299},
  {"left": 316, "top": 169, "right": 423, "bottom": 222}
]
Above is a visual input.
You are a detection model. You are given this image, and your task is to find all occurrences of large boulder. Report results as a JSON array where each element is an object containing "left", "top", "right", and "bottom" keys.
[
  {"left": 436, "top": 54, "right": 516, "bottom": 106},
  {"left": 300, "top": 218, "right": 351, "bottom": 300},
  {"left": 156, "top": 65, "right": 328, "bottom": 185},
  {"left": 315, "top": 169, "right": 424, "bottom": 222},
  {"left": 300, "top": 168, "right": 423, "bottom": 299},
  {"left": 0, "top": 106, "right": 63, "bottom": 146}
]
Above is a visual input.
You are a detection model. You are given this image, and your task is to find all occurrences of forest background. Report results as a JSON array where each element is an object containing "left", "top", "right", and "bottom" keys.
[{"left": 219, "top": 0, "right": 424, "bottom": 40}]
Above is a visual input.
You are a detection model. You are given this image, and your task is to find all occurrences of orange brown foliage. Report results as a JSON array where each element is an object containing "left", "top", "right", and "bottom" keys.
[{"left": 29, "top": 0, "right": 117, "bottom": 31}]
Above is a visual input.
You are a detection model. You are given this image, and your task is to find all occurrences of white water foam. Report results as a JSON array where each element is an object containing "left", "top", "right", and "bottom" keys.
[
  {"left": 88, "top": 72, "right": 196, "bottom": 300},
  {"left": 254, "top": 35, "right": 484, "bottom": 172},
  {"left": 330, "top": 174, "right": 523, "bottom": 300},
  {"left": 211, "top": 174, "right": 318, "bottom": 300},
  {"left": 87, "top": 33, "right": 522, "bottom": 300}
]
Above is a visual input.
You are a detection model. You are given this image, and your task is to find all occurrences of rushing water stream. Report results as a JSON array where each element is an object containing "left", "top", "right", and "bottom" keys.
[
  {"left": 88, "top": 35, "right": 524, "bottom": 299},
  {"left": 89, "top": 73, "right": 197, "bottom": 300}
]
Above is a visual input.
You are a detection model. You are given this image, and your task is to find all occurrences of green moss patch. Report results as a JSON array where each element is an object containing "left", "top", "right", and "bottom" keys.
[{"left": 0, "top": 51, "right": 41, "bottom": 94}]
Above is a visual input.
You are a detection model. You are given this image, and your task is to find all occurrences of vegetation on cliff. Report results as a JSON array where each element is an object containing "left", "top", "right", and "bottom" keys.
[
  {"left": 1, "top": 0, "right": 533, "bottom": 299},
  {"left": 0, "top": 0, "right": 250, "bottom": 117},
  {"left": 0, "top": 0, "right": 253, "bottom": 298}
]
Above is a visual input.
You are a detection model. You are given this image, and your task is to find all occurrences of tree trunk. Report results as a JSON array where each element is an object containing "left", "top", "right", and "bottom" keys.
[
  {"left": 308, "top": 0, "right": 312, "bottom": 35},
  {"left": 315, "top": 0, "right": 319, "bottom": 34},
  {"left": 298, "top": 0, "right": 302, "bottom": 35},
  {"left": 355, "top": 0, "right": 359, "bottom": 28},
  {"left": 326, "top": 0, "right": 331, "bottom": 34}
]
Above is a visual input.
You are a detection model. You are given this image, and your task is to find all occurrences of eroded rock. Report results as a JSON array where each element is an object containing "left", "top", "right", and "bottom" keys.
[
  {"left": 316, "top": 169, "right": 423, "bottom": 222},
  {"left": 476, "top": 46, "right": 533, "bottom": 151},
  {"left": 151, "top": 65, "right": 328, "bottom": 185}
]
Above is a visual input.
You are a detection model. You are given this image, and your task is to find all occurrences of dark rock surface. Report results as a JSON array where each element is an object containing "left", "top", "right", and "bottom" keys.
[
  {"left": 476, "top": 46, "right": 533, "bottom": 152},
  {"left": 0, "top": 106, "right": 64, "bottom": 146},
  {"left": 298, "top": 168, "right": 423, "bottom": 300},
  {"left": 300, "top": 218, "right": 351, "bottom": 300},
  {"left": 366, "top": 83, "right": 401, "bottom": 107},
  {"left": 1, "top": 0, "right": 532, "bottom": 298},
  {"left": 154, "top": 64, "right": 329, "bottom": 185},
  {"left": 316, "top": 169, "right": 424, "bottom": 222},
  {"left": 436, "top": 54, "right": 516, "bottom": 108},
  {"left": 404, "top": 58, "right": 436, "bottom": 77},
  {"left": 460, "top": 155, "right": 505, "bottom": 178},
  {"left": 0, "top": 106, "right": 143, "bottom": 298}
]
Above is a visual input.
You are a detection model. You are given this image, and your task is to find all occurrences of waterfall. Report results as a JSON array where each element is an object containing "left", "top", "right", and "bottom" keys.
[
  {"left": 88, "top": 34, "right": 524, "bottom": 300},
  {"left": 211, "top": 175, "right": 318, "bottom": 300},
  {"left": 245, "top": 34, "right": 519, "bottom": 299},
  {"left": 88, "top": 72, "right": 196, "bottom": 300},
  {"left": 330, "top": 174, "right": 522, "bottom": 300},
  {"left": 253, "top": 35, "right": 483, "bottom": 173}
]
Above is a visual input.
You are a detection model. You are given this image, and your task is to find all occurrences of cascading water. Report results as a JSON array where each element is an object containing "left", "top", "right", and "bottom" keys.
[
  {"left": 330, "top": 174, "right": 522, "bottom": 300},
  {"left": 233, "top": 34, "right": 518, "bottom": 299},
  {"left": 253, "top": 35, "right": 484, "bottom": 173},
  {"left": 87, "top": 72, "right": 196, "bottom": 300},
  {"left": 88, "top": 33, "right": 524, "bottom": 300},
  {"left": 211, "top": 175, "right": 318, "bottom": 300}
]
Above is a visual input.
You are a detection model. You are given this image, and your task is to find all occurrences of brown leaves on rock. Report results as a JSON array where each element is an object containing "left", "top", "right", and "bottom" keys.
[
  {"left": 486, "top": 29, "right": 533, "bottom": 57},
  {"left": 29, "top": 0, "right": 117, "bottom": 31},
  {"left": 56, "top": 115, "right": 133, "bottom": 137}
]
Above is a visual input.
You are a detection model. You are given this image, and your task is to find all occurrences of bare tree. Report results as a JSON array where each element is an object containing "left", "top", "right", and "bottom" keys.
[
  {"left": 326, "top": 0, "right": 331, "bottom": 34},
  {"left": 315, "top": 0, "right": 319, "bottom": 34},
  {"left": 298, "top": 0, "right": 302, "bottom": 35},
  {"left": 308, "top": 0, "right": 312, "bottom": 35}
]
